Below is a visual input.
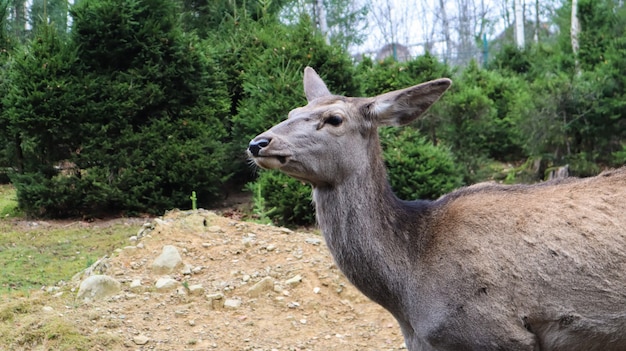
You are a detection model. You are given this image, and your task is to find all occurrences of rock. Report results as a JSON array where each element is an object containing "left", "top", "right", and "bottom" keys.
[
  {"left": 76, "top": 275, "right": 121, "bottom": 302},
  {"left": 155, "top": 277, "right": 178, "bottom": 291},
  {"left": 206, "top": 292, "right": 224, "bottom": 308},
  {"left": 285, "top": 274, "right": 302, "bottom": 286},
  {"left": 133, "top": 335, "right": 150, "bottom": 345},
  {"left": 207, "top": 225, "right": 223, "bottom": 233},
  {"left": 152, "top": 245, "right": 183, "bottom": 274},
  {"left": 129, "top": 279, "right": 142, "bottom": 291},
  {"left": 188, "top": 284, "right": 205, "bottom": 296},
  {"left": 42, "top": 306, "right": 54, "bottom": 313},
  {"left": 181, "top": 264, "right": 193, "bottom": 275},
  {"left": 224, "top": 299, "right": 242, "bottom": 309},
  {"left": 266, "top": 244, "right": 277, "bottom": 251},
  {"left": 246, "top": 276, "right": 274, "bottom": 297},
  {"left": 305, "top": 237, "right": 322, "bottom": 246},
  {"left": 72, "top": 256, "right": 111, "bottom": 282}
]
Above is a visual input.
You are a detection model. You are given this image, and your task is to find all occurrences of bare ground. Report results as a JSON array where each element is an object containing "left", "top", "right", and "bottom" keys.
[{"left": 3, "top": 209, "right": 405, "bottom": 351}]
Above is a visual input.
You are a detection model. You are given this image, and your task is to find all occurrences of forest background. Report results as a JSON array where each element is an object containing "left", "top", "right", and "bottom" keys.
[{"left": 0, "top": 0, "right": 625, "bottom": 226}]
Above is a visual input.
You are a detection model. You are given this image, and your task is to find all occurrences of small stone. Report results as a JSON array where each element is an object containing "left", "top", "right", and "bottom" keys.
[
  {"left": 208, "top": 225, "right": 222, "bottom": 233},
  {"left": 224, "top": 299, "right": 242, "bottom": 309},
  {"left": 152, "top": 245, "right": 183, "bottom": 274},
  {"left": 155, "top": 277, "right": 178, "bottom": 291},
  {"left": 206, "top": 293, "right": 224, "bottom": 301},
  {"left": 181, "top": 264, "right": 193, "bottom": 275},
  {"left": 201, "top": 243, "right": 211, "bottom": 248},
  {"left": 76, "top": 275, "right": 121, "bottom": 302},
  {"left": 246, "top": 276, "right": 274, "bottom": 298},
  {"left": 129, "top": 236, "right": 138, "bottom": 242},
  {"left": 133, "top": 335, "right": 150, "bottom": 345},
  {"left": 313, "top": 287, "right": 321, "bottom": 294},
  {"left": 305, "top": 237, "right": 322, "bottom": 246},
  {"left": 174, "top": 309, "right": 188, "bottom": 317},
  {"left": 188, "top": 284, "right": 205, "bottom": 295},
  {"left": 42, "top": 306, "right": 54, "bottom": 313},
  {"left": 242, "top": 237, "right": 254, "bottom": 247},
  {"left": 188, "top": 319, "right": 196, "bottom": 326},
  {"left": 206, "top": 293, "right": 224, "bottom": 309},
  {"left": 266, "top": 244, "right": 277, "bottom": 252},
  {"left": 285, "top": 274, "right": 302, "bottom": 286},
  {"left": 279, "top": 227, "right": 293, "bottom": 234},
  {"left": 129, "top": 279, "right": 142, "bottom": 291}
]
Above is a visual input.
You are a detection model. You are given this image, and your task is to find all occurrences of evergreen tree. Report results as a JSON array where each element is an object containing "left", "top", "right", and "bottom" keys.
[
  {"left": 68, "top": 0, "right": 231, "bottom": 214},
  {"left": 2, "top": 23, "right": 81, "bottom": 175}
]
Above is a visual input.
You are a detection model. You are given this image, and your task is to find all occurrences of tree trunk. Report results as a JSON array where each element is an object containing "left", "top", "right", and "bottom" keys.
[
  {"left": 14, "top": 134, "right": 24, "bottom": 174},
  {"left": 314, "top": 0, "right": 329, "bottom": 44},
  {"left": 514, "top": 0, "right": 525, "bottom": 48},
  {"left": 571, "top": 0, "right": 580, "bottom": 73},
  {"left": 534, "top": 0, "right": 540, "bottom": 42},
  {"left": 439, "top": 0, "right": 451, "bottom": 62}
]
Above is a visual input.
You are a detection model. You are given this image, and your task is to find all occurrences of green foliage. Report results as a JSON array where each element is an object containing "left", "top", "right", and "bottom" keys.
[
  {"left": 0, "top": 184, "right": 20, "bottom": 217},
  {"left": 0, "top": 215, "right": 139, "bottom": 292},
  {"left": 355, "top": 53, "right": 454, "bottom": 144},
  {"left": 432, "top": 61, "right": 529, "bottom": 182},
  {"left": 10, "top": 171, "right": 116, "bottom": 218},
  {"left": 2, "top": 0, "right": 232, "bottom": 217},
  {"left": 356, "top": 53, "right": 452, "bottom": 96},
  {"left": 177, "top": 0, "right": 288, "bottom": 37},
  {"left": 380, "top": 127, "right": 464, "bottom": 200},
  {"left": 1, "top": 24, "right": 83, "bottom": 175},
  {"left": 248, "top": 170, "right": 315, "bottom": 227}
]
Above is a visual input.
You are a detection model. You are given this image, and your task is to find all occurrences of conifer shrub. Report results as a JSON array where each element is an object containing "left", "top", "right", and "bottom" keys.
[
  {"left": 248, "top": 170, "right": 315, "bottom": 227},
  {"left": 380, "top": 127, "right": 464, "bottom": 201}
]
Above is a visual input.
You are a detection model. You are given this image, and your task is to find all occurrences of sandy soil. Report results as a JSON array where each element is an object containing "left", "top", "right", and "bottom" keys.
[{"left": 14, "top": 209, "right": 405, "bottom": 351}]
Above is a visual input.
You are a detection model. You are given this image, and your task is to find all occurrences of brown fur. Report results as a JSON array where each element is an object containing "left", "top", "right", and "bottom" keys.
[{"left": 247, "top": 67, "right": 626, "bottom": 351}]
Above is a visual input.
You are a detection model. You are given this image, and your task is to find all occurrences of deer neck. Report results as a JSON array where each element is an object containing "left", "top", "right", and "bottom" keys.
[{"left": 311, "top": 144, "right": 432, "bottom": 311}]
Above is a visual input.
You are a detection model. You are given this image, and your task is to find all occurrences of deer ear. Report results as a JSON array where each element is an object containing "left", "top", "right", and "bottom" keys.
[
  {"left": 304, "top": 67, "right": 331, "bottom": 102},
  {"left": 369, "top": 78, "right": 452, "bottom": 126}
]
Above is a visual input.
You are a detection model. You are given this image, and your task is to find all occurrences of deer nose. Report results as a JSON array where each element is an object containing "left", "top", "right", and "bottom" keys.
[{"left": 248, "top": 138, "right": 271, "bottom": 157}]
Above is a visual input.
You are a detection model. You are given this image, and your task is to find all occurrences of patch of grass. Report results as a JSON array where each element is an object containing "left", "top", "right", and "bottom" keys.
[
  {"left": 0, "top": 301, "right": 122, "bottom": 350},
  {"left": 0, "top": 221, "right": 139, "bottom": 293},
  {"left": 0, "top": 184, "right": 22, "bottom": 218},
  {"left": 0, "top": 185, "right": 143, "bottom": 293}
]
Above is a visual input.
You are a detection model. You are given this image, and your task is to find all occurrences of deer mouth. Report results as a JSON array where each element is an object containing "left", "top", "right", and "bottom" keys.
[{"left": 252, "top": 155, "right": 290, "bottom": 170}]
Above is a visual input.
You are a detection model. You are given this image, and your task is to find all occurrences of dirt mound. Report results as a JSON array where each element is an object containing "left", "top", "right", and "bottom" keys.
[{"left": 17, "top": 209, "right": 405, "bottom": 350}]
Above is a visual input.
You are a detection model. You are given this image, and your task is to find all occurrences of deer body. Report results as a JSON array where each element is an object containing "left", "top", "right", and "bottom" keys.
[{"left": 248, "top": 67, "right": 626, "bottom": 350}]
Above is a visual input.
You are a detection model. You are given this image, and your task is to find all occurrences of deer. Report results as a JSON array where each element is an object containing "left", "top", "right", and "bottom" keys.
[{"left": 247, "top": 67, "right": 626, "bottom": 351}]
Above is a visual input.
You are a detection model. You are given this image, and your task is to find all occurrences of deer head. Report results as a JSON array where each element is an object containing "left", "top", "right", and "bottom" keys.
[{"left": 247, "top": 67, "right": 451, "bottom": 188}]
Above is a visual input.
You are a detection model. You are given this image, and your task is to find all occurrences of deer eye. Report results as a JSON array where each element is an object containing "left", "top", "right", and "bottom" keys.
[{"left": 325, "top": 115, "right": 343, "bottom": 126}]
